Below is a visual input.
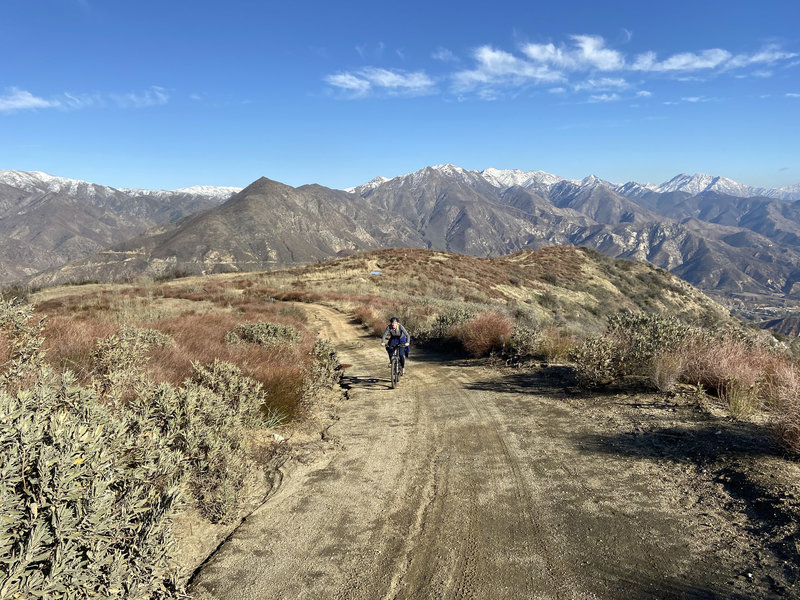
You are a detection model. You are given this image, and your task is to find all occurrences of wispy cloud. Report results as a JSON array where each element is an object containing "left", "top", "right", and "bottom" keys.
[
  {"left": 0, "top": 86, "right": 169, "bottom": 112},
  {"left": 355, "top": 42, "right": 385, "bottom": 60},
  {"left": 432, "top": 47, "right": 458, "bottom": 63},
  {"left": 787, "top": 92, "right": 800, "bottom": 98},
  {"left": 324, "top": 35, "right": 797, "bottom": 102},
  {"left": 588, "top": 93, "right": 621, "bottom": 103},
  {"left": 633, "top": 43, "right": 797, "bottom": 73},
  {"left": 632, "top": 49, "right": 731, "bottom": 72},
  {"left": 522, "top": 35, "right": 624, "bottom": 71},
  {"left": 325, "top": 68, "right": 435, "bottom": 98},
  {"left": 110, "top": 86, "right": 169, "bottom": 108},
  {"left": 573, "top": 77, "right": 628, "bottom": 91},
  {"left": 663, "top": 95, "right": 717, "bottom": 105},
  {"left": 451, "top": 45, "right": 564, "bottom": 97},
  {"left": 0, "top": 88, "right": 59, "bottom": 112}
]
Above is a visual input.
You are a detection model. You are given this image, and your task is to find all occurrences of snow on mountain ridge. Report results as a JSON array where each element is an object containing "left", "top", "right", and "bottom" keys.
[
  {"left": 345, "top": 176, "right": 390, "bottom": 194},
  {"left": 0, "top": 169, "right": 240, "bottom": 200},
  {"left": 480, "top": 167, "right": 565, "bottom": 189},
  {"left": 656, "top": 173, "right": 767, "bottom": 198}
]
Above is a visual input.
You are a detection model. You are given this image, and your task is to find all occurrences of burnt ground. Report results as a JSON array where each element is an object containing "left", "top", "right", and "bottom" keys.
[{"left": 190, "top": 305, "right": 800, "bottom": 599}]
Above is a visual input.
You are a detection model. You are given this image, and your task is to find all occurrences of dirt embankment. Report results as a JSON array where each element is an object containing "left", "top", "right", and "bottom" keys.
[{"left": 190, "top": 304, "right": 800, "bottom": 599}]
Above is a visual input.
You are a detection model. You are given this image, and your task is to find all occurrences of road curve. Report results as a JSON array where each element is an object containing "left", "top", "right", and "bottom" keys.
[{"left": 190, "top": 304, "right": 794, "bottom": 600}]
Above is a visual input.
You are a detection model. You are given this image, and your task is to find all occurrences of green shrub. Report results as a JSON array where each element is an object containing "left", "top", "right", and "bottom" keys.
[
  {"left": 225, "top": 321, "right": 300, "bottom": 346},
  {"left": 125, "top": 381, "right": 254, "bottom": 524},
  {"left": 0, "top": 298, "right": 286, "bottom": 597},
  {"left": 427, "top": 307, "right": 475, "bottom": 342},
  {"left": 0, "top": 372, "right": 183, "bottom": 599},
  {"left": 192, "top": 359, "right": 284, "bottom": 427},
  {"left": 92, "top": 327, "right": 172, "bottom": 401},
  {"left": 607, "top": 312, "right": 692, "bottom": 374},
  {"left": 0, "top": 299, "right": 47, "bottom": 387},
  {"left": 570, "top": 335, "right": 618, "bottom": 388},
  {"left": 571, "top": 312, "right": 694, "bottom": 389},
  {"left": 305, "top": 339, "right": 341, "bottom": 397},
  {"left": 507, "top": 324, "right": 542, "bottom": 360}
]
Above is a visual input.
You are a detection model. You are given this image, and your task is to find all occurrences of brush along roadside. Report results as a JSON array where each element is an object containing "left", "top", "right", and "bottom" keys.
[{"left": 0, "top": 297, "right": 343, "bottom": 598}]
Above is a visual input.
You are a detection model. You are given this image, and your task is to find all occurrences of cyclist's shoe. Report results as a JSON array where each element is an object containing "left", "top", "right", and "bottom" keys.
[
  {"left": 388, "top": 361, "right": 392, "bottom": 367},
  {"left": 402, "top": 368, "right": 405, "bottom": 376}
]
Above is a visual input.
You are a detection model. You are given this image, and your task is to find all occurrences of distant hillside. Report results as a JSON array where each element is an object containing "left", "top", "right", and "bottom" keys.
[
  {"left": 0, "top": 170, "right": 237, "bottom": 284},
  {"left": 31, "top": 166, "right": 800, "bottom": 304},
  {"left": 760, "top": 316, "right": 800, "bottom": 337},
  {"left": 243, "top": 246, "right": 733, "bottom": 335}
]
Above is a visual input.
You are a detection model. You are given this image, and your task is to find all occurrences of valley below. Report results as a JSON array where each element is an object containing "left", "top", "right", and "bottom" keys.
[{"left": 190, "top": 305, "right": 800, "bottom": 600}]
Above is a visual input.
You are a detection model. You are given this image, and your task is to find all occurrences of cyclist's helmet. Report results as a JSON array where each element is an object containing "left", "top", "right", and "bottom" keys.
[{"left": 390, "top": 316, "right": 400, "bottom": 323}]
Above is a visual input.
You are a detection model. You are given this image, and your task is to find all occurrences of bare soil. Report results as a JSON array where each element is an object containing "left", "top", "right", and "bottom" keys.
[{"left": 189, "top": 305, "right": 800, "bottom": 599}]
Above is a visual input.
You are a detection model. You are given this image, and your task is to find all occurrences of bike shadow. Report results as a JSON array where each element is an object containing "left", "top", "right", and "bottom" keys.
[{"left": 340, "top": 373, "right": 394, "bottom": 391}]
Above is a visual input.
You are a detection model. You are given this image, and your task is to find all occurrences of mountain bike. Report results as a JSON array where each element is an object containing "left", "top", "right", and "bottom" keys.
[{"left": 388, "top": 344, "right": 403, "bottom": 389}]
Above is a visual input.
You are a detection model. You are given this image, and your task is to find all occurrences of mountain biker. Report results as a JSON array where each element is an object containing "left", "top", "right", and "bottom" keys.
[{"left": 381, "top": 316, "right": 410, "bottom": 375}]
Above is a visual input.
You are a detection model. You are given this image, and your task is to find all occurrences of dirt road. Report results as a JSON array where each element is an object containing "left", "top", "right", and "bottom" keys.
[{"left": 190, "top": 305, "right": 800, "bottom": 599}]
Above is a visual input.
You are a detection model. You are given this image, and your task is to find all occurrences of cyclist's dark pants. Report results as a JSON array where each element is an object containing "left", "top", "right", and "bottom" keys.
[{"left": 386, "top": 345, "right": 406, "bottom": 368}]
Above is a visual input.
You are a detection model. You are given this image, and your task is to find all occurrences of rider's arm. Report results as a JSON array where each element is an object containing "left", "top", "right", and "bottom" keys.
[
  {"left": 381, "top": 327, "right": 390, "bottom": 344},
  {"left": 400, "top": 324, "right": 411, "bottom": 345}
]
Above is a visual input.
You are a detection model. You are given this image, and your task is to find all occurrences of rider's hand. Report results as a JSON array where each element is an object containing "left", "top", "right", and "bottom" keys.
[{"left": 405, "top": 343, "right": 410, "bottom": 346}]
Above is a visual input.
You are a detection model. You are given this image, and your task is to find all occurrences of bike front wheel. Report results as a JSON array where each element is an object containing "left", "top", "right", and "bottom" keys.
[{"left": 391, "top": 354, "right": 400, "bottom": 388}]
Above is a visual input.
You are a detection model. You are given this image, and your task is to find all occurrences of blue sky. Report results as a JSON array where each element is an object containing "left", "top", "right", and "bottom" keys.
[{"left": 1, "top": 0, "right": 798, "bottom": 190}]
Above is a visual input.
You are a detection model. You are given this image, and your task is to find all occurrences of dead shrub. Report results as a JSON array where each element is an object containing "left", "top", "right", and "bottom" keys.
[
  {"left": 456, "top": 312, "right": 513, "bottom": 358},
  {"left": 682, "top": 336, "right": 766, "bottom": 398},
  {"left": 353, "top": 305, "right": 386, "bottom": 337}
]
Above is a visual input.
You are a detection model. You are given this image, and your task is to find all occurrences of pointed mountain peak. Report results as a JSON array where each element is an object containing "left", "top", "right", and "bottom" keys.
[
  {"left": 235, "top": 176, "right": 294, "bottom": 197},
  {"left": 429, "top": 163, "right": 468, "bottom": 175}
]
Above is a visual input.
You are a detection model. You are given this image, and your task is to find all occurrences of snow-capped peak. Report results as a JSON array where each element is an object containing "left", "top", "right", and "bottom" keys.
[
  {"left": 0, "top": 169, "right": 117, "bottom": 199},
  {"left": 1, "top": 169, "right": 89, "bottom": 191},
  {"left": 120, "top": 185, "right": 241, "bottom": 201},
  {"left": 613, "top": 181, "right": 658, "bottom": 198},
  {"left": 656, "top": 173, "right": 754, "bottom": 197},
  {"left": 344, "top": 176, "right": 389, "bottom": 194},
  {"left": 0, "top": 169, "right": 240, "bottom": 201},
  {"left": 480, "top": 167, "right": 565, "bottom": 190},
  {"left": 429, "top": 163, "right": 468, "bottom": 176}
]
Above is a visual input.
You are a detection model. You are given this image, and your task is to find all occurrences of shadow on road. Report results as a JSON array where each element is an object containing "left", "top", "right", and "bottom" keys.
[
  {"left": 575, "top": 419, "right": 798, "bottom": 591},
  {"left": 464, "top": 365, "right": 577, "bottom": 396}
]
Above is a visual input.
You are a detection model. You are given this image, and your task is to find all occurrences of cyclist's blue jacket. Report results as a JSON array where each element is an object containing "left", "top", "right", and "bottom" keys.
[{"left": 381, "top": 323, "right": 410, "bottom": 347}]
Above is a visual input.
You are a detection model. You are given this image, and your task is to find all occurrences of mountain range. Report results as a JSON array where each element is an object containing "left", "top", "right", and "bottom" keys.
[
  {"left": 0, "top": 170, "right": 238, "bottom": 283},
  {"left": 5, "top": 166, "right": 800, "bottom": 303}
]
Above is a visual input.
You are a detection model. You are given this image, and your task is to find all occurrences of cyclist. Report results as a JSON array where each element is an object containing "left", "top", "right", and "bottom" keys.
[{"left": 381, "top": 316, "right": 410, "bottom": 375}]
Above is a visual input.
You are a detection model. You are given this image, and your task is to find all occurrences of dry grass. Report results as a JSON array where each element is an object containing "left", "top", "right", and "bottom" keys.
[
  {"left": 538, "top": 326, "right": 577, "bottom": 363},
  {"left": 649, "top": 351, "right": 686, "bottom": 392},
  {"left": 42, "top": 315, "right": 117, "bottom": 379},
  {"left": 353, "top": 305, "right": 387, "bottom": 337},
  {"left": 682, "top": 337, "right": 771, "bottom": 402},
  {"left": 34, "top": 281, "right": 319, "bottom": 420}
]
